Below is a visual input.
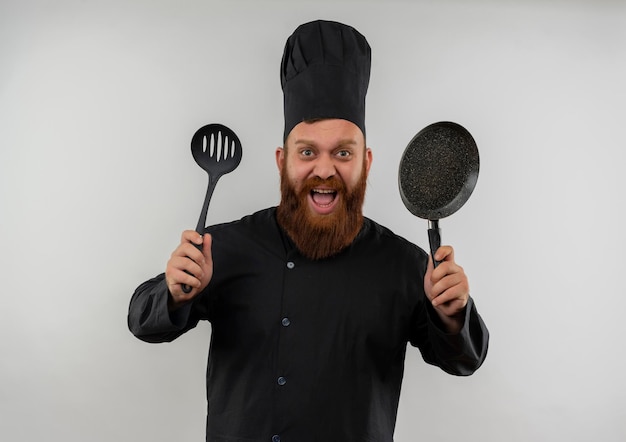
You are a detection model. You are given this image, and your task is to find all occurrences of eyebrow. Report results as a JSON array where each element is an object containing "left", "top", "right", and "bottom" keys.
[{"left": 293, "top": 138, "right": 358, "bottom": 147}]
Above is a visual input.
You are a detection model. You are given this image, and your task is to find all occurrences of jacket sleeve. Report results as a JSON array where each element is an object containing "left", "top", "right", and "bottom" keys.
[
  {"left": 410, "top": 296, "right": 489, "bottom": 376},
  {"left": 127, "top": 273, "right": 199, "bottom": 343}
]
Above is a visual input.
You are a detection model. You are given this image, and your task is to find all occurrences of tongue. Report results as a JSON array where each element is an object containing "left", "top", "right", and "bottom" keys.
[{"left": 312, "top": 192, "right": 335, "bottom": 206}]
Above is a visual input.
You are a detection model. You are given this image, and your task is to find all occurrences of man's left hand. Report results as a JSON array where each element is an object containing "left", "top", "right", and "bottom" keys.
[{"left": 424, "top": 245, "right": 469, "bottom": 334}]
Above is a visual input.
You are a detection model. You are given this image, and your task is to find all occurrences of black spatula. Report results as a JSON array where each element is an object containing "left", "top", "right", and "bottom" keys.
[{"left": 182, "top": 123, "right": 242, "bottom": 293}]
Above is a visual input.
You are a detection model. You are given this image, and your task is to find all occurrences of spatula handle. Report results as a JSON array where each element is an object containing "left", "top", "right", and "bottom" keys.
[
  {"left": 428, "top": 220, "right": 441, "bottom": 268},
  {"left": 182, "top": 178, "right": 217, "bottom": 294},
  {"left": 195, "top": 179, "right": 217, "bottom": 234}
]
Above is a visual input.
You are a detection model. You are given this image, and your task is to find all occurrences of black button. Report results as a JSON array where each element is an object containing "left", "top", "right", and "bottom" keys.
[
  {"left": 277, "top": 376, "right": 287, "bottom": 386},
  {"left": 272, "top": 435, "right": 281, "bottom": 442},
  {"left": 281, "top": 317, "right": 291, "bottom": 327},
  {"left": 286, "top": 261, "right": 295, "bottom": 269}
]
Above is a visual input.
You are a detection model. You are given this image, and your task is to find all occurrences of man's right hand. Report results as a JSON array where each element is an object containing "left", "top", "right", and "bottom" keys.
[{"left": 165, "top": 230, "right": 213, "bottom": 308}]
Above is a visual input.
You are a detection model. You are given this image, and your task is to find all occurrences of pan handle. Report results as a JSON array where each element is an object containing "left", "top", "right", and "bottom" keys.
[{"left": 428, "top": 220, "right": 441, "bottom": 268}]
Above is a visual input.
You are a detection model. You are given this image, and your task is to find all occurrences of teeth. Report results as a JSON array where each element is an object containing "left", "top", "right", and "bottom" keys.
[{"left": 313, "top": 189, "right": 335, "bottom": 194}]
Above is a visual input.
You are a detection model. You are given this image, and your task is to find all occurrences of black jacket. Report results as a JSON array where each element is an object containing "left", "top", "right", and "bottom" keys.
[{"left": 128, "top": 208, "right": 489, "bottom": 442}]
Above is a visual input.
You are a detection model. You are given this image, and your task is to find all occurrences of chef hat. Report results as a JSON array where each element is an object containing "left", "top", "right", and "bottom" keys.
[{"left": 280, "top": 20, "right": 371, "bottom": 141}]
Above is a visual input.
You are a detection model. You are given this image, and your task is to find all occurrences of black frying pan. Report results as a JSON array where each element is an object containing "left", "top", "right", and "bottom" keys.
[{"left": 398, "top": 121, "right": 479, "bottom": 267}]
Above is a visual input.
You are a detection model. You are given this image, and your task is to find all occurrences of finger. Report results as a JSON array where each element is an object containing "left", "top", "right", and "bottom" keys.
[
  {"left": 174, "top": 271, "right": 202, "bottom": 293},
  {"left": 180, "top": 269, "right": 202, "bottom": 290},
  {"left": 181, "top": 229, "right": 204, "bottom": 246},
  {"left": 432, "top": 271, "right": 469, "bottom": 306},
  {"left": 178, "top": 230, "right": 205, "bottom": 259},
  {"left": 167, "top": 255, "right": 204, "bottom": 285},
  {"left": 431, "top": 283, "right": 468, "bottom": 308},
  {"left": 168, "top": 267, "right": 203, "bottom": 301},
  {"left": 169, "top": 279, "right": 198, "bottom": 303},
  {"left": 429, "top": 260, "right": 454, "bottom": 288},
  {"left": 430, "top": 254, "right": 463, "bottom": 286},
  {"left": 200, "top": 233, "right": 215, "bottom": 285},
  {"left": 172, "top": 234, "right": 205, "bottom": 262},
  {"left": 181, "top": 241, "right": 206, "bottom": 266},
  {"left": 201, "top": 234, "right": 212, "bottom": 261},
  {"left": 433, "top": 245, "right": 454, "bottom": 264},
  {"left": 430, "top": 271, "right": 464, "bottom": 300},
  {"left": 425, "top": 252, "right": 434, "bottom": 278},
  {"left": 423, "top": 254, "right": 435, "bottom": 301}
]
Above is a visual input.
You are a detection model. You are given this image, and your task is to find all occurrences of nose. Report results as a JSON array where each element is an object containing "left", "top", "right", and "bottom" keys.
[{"left": 313, "top": 154, "right": 336, "bottom": 180}]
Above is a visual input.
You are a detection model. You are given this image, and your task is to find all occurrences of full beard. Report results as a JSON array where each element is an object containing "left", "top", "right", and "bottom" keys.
[{"left": 276, "top": 165, "right": 367, "bottom": 260}]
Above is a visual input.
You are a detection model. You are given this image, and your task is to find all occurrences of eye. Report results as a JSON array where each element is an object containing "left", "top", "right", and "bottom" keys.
[
  {"left": 300, "top": 148, "right": 314, "bottom": 157},
  {"left": 336, "top": 150, "right": 352, "bottom": 159}
]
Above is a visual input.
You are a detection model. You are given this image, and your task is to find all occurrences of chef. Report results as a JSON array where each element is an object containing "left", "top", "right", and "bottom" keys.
[{"left": 129, "top": 19, "right": 489, "bottom": 442}]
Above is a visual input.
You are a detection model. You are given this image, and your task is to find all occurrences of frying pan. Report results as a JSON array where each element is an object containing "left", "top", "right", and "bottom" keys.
[{"left": 398, "top": 121, "right": 479, "bottom": 267}]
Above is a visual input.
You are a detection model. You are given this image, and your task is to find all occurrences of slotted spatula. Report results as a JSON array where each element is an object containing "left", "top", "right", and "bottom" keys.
[{"left": 182, "top": 123, "right": 242, "bottom": 293}]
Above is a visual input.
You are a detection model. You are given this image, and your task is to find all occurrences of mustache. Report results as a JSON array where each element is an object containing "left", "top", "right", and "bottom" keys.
[{"left": 298, "top": 175, "right": 347, "bottom": 195}]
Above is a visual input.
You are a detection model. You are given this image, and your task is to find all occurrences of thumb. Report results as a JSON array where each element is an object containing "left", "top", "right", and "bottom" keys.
[
  {"left": 424, "top": 254, "right": 435, "bottom": 300},
  {"left": 202, "top": 233, "right": 213, "bottom": 258}
]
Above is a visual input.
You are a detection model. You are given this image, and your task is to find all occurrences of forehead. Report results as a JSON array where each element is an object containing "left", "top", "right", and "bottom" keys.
[{"left": 286, "top": 119, "right": 365, "bottom": 148}]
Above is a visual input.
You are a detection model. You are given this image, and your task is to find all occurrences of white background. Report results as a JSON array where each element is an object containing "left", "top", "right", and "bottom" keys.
[{"left": 2, "top": 0, "right": 625, "bottom": 441}]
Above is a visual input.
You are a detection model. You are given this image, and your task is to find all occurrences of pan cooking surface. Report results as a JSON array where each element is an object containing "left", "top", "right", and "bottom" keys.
[{"left": 398, "top": 122, "right": 479, "bottom": 220}]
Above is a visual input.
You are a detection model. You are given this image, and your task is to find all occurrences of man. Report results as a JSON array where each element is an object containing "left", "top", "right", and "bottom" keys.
[{"left": 129, "top": 20, "right": 488, "bottom": 442}]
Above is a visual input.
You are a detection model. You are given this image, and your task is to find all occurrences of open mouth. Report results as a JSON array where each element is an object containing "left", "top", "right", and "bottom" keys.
[{"left": 310, "top": 188, "right": 338, "bottom": 208}]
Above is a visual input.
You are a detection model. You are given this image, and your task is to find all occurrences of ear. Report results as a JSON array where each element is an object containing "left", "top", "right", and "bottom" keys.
[
  {"left": 275, "top": 147, "right": 285, "bottom": 172},
  {"left": 364, "top": 147, "right": 373, "bottom": 175}
]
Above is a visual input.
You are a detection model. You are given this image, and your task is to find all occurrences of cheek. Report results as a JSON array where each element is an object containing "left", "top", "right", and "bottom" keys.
[
  {"left": 339, "top": 164, "right": 364, "bottom": 188},
  {"left": 283, "top": 164, "right": 305, "bottom": 191},
  {"left": 287, "top": 161, "right": 313, "bottom": 183}
]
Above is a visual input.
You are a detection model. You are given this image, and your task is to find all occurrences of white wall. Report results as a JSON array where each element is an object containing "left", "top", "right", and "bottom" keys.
[{"left": 2, "top": 0, "right": 625, "bottom": 440}]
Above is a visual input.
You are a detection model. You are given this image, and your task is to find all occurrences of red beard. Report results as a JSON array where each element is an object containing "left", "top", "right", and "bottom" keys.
[{"left": 276, "top": 164, "right": 367, "bottom": 260}]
